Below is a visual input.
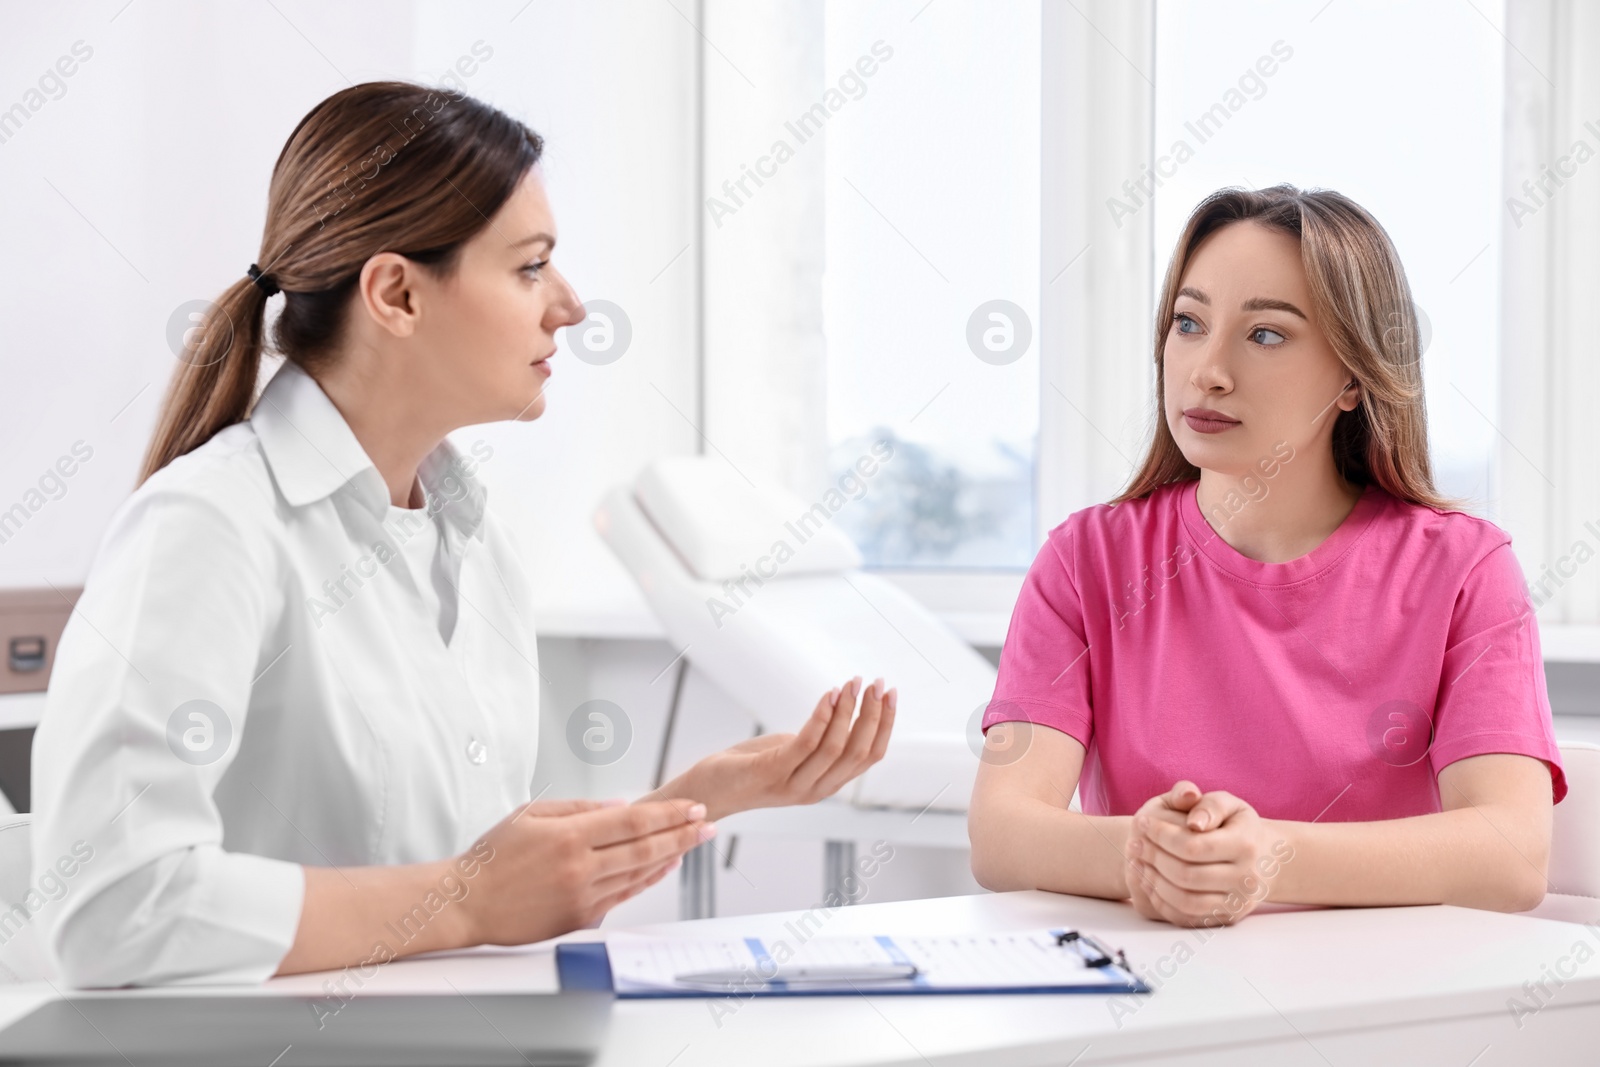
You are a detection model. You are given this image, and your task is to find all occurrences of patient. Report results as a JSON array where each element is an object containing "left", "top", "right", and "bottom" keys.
[{"left": 968, "top": 184, "right": 1565, "bottom": 927}]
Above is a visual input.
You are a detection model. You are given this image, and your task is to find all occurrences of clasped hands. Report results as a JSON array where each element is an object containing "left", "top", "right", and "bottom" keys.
[{"left": 1124, "top": 780, "right": 1293, "bottom": 928}]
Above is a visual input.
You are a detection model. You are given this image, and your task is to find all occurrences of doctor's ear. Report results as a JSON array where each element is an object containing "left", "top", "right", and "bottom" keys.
[{"left": 358, "top": 252, "right": 424, "bottom": 338}]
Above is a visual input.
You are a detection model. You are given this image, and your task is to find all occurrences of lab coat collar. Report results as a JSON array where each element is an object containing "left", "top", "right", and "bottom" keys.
[
  {"left": 251, "top": 359, "right": 488, "bottom": 543},
  {"left": 418, "top": 437, "right": 489, "bottom": 544}
]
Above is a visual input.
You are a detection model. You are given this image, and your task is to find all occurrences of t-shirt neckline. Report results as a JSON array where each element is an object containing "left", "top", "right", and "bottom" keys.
[{"left": 1178, "top": 479, "right": 1386, "bottom": 586}]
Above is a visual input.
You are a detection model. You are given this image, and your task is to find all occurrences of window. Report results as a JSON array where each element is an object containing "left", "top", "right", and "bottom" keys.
[{"left": 822, "top": 0, "right": 1041, "bottom": 569}]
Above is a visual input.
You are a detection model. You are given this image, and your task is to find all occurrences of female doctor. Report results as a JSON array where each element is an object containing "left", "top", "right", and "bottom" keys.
[{"left": 30, "top": 81, "right": 897, "bottom": 987}]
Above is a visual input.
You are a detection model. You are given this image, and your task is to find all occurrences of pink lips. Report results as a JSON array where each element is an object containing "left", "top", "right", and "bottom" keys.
[{"left": 1183, "top": 407, "right": 1239, "bottom": 434}]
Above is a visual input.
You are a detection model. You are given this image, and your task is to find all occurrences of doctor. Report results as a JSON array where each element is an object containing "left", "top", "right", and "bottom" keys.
[{"left": 31, "top": 80, "right": 898, "bottom": 987}]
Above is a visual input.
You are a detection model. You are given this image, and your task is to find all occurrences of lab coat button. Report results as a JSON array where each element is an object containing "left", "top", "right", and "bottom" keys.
[{"left": 465, "top": 737, "right": 488, "bottom": 765}]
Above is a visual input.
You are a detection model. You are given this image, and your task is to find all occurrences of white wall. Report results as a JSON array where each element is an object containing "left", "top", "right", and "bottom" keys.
[{"left": 0, "top": 2, "right": 412, "bottom": 584}]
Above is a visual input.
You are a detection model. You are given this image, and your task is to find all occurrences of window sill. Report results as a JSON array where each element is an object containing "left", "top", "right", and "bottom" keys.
[{"left": 1542, "top": 625, "right": 1600, "bottom": 664}]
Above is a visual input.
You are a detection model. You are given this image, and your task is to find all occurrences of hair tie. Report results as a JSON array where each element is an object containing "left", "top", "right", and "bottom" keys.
[{"left": 247, "top": 263, "right": 280, "bottom": 297}]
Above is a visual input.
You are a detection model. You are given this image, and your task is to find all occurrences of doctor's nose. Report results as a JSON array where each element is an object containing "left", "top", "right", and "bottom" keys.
[{"left": 553, "top": 273, "right": 586, "bottom": 331}]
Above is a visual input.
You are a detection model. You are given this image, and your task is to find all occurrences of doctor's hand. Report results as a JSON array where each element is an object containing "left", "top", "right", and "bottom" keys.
[
  {"left": 461, "top": 797, "right": 715, "bottom": 946},
  {"left": 1125, "top": 781, "right": 1286, "bottom": 928},
  {"left": 662, "top": 676, "right": 897, "bottom": 823}
]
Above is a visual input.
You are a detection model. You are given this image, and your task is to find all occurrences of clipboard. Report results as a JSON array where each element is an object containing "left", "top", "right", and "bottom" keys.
[{"left": 556, "top": 928, "right": 1151, "bottom": 998}]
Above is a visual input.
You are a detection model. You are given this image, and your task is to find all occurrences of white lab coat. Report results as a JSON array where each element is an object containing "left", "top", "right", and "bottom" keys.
[{"left": 31, "top": 359, "right": 543, "bottom": 986}]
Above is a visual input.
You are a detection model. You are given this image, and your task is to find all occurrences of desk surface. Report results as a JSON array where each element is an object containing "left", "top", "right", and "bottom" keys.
[{"left": 3, "top": 890, "right": 1597, "bottom": 1066}]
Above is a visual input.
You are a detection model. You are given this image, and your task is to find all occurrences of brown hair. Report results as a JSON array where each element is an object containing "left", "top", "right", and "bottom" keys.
[
  {"left": 1111, "top": 184, "right": 1466, "bottom": 513},
  {"left": 138, "top": 81, "right": 543, "bottom": 485}
]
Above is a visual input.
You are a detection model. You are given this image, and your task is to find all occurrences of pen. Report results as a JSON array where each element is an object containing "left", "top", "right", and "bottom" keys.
[{"left": 675, "top": 963, "right": 920, "bottom": 985}]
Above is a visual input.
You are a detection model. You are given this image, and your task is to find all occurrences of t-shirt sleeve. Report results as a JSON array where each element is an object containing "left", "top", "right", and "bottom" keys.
[
  {"left": 983, "top": 522, "right": 1094, "bottom": 747},
  {"left": 1428, "top": 541, "right": 1567, "bottom": 804}
]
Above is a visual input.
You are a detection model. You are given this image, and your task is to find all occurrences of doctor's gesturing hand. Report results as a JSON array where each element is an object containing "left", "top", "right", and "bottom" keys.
[
  {"left": 463, "top": 797, "right": 715, "bottom": 946},
  {"left": 281, "top": 679, "right": 894, "bottom": 976},
  {"left": 640, "top": 676, "right": 899, "bottom": 823},
  {"left": 281, "top": 796, "right": 713, "bottom": 975}
]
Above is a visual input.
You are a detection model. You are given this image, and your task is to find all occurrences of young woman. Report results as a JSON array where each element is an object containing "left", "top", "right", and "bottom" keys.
[
  {"left": 31, "top": 81, "right": 897, "bottom": 987},
  {"left": 969, "top": 185, "right": 1565, "bottom": 928}
]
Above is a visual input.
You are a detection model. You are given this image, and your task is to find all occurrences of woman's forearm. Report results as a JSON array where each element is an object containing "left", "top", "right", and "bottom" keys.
[
  {"left": 972, "top": 801, "right": 1545, "bottom": 913},
  {"left": 275, "top": 857, "right": 478, "bottom": 977},
  {"left": 970, "top": 793, "right": 1134, "bottom": 901},
  {"left": 635, "top": 772, "right": 719, "bottom": 819},
  {"left": 1266, "top": 806, "right": 1548, "bottom": 913}
]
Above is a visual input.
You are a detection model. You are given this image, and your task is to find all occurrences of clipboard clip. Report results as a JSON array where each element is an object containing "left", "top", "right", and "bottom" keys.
[{"left": 1055, "top": 928, "right": 1124, "bottom": 970}]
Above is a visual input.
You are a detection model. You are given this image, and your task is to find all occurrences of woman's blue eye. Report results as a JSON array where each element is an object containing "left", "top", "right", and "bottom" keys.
[
  {"left": 1251, "top": 327, "right": 1286, "bottom": 345},
  {"left": 1173, "top": 312, "right": 1200, "bottom": 334},
  {"left": 521, "top": 260, "right": 548, "bottom": 279}
]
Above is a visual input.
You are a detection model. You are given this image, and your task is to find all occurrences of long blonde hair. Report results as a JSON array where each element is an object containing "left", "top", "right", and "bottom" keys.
[{"left": 1111, "top": 184, "right": 1466, "bottom": 512}]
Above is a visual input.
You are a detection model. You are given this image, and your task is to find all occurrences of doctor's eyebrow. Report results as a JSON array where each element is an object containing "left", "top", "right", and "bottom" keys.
[
  {"left": 510, "top": 231, "right": 556, "bottom": 251},
  {"left": 1176, "top": 285, "right": 1308, "bottom": 322}
]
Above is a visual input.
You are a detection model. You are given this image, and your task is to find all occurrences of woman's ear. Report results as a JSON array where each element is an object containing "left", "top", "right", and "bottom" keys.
[
  {"left": 1341, "top": 378, "right": 1361, "bottom": 411},
  {"left": 358, "top": 252, "right": 421, "bottom": 339}
]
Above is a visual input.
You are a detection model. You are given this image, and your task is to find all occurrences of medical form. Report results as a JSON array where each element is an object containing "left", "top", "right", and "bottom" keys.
[{"left": 566, "top": 929, "right": 1150, "bottom": 997}]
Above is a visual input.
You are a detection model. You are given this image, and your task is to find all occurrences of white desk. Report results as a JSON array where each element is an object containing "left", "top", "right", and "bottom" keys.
[{"left": 3, "top": 890, "right": 1597, "bottom": 1066}]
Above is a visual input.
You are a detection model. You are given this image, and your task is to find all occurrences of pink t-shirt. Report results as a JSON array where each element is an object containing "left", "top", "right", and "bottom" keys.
[{"left": 983, "top": 479, "right": 1567, "bottom": 821}]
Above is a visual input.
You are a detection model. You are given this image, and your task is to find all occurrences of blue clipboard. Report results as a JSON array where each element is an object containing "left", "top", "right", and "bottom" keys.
[{"left": 556, "top": 929, "right": 1151, "bottom": 998}]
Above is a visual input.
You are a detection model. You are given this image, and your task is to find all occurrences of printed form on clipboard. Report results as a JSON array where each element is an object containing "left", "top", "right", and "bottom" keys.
[{"left": 555, "top": 929, "right": 1152, "bottom": 998}]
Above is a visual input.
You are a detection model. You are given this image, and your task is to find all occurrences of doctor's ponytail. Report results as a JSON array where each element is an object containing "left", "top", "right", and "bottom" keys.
[
  {"left": 138, "top": 81, "right": 543, "bottom": 486},
  {"left": 139, "top": 275, "right": 275, "bottom": 487}
]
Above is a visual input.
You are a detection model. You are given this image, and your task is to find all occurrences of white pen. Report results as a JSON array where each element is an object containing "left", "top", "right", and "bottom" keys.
[{"left": 675, "top": 963, "right": 920, "bottom": 985}]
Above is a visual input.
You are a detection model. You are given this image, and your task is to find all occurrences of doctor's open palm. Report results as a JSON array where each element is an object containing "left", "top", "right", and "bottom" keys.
[{"left": 669, "top": 675, "right": 899, "bottom": 823}]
